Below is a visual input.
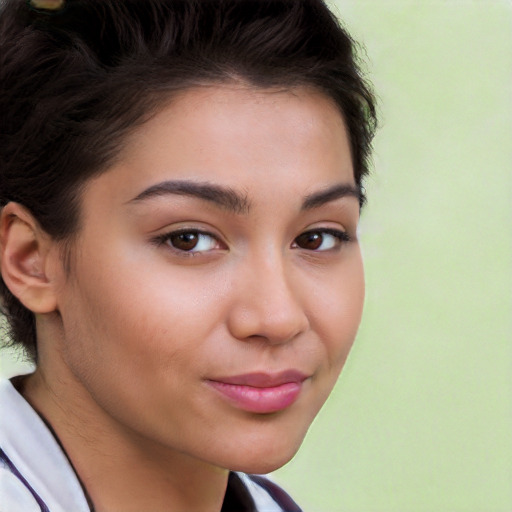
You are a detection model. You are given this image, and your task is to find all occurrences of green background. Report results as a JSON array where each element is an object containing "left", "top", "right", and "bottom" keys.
[
  {"left": 1, "top": 1, "right": 511, "bottom": 510},
  {"left": 274, "top": 1, "right": 512, "bottom": 510}
]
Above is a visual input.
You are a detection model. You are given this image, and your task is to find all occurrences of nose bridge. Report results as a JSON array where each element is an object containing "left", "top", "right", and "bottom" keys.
[{"left": 227, "top": 247, "right": 309, "bottom": 343}]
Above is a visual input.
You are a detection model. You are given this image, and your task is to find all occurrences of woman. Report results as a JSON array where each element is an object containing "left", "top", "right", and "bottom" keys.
[{"left": 0, "top": 0, "right": 377, "bottom": 510}]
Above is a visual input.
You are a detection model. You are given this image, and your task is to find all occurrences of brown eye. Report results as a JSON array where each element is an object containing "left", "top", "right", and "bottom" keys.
[
  {"left": 294, "top": 231, "right": 324, "bottom": 250},
  {"left": 293, "top": 229, "right": 350, "bottom": 251},
  {"left": 170, "top": 232, "right": 199, "bottom": 251}
]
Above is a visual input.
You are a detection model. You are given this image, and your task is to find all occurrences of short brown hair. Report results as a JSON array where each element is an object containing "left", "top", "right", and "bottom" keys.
[{"left": 0, "top": 0, "right": 377, "bottom": 360}]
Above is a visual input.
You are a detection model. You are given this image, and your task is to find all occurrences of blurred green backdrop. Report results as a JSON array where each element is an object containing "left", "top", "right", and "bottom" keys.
[{"left": 1, "top": 1, "right": 511, "bottom": 511}]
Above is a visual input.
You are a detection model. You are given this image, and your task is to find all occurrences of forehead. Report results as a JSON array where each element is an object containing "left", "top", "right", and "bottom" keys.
[{"left": 84, "top": 84, "right": 355, "bottom": 209}]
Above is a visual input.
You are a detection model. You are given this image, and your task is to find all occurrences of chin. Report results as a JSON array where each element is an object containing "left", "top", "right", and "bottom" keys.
[
  {"left": 216, "top": 423, "right": 308, "bottom": 475},
  {"left": 234, "top": 451, "right": 297, "bottom": 475}
]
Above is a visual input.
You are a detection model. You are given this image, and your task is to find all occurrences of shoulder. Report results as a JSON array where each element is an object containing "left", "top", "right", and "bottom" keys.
[
  {"left": 0, "top": 461, "right": 41, "bottom": 512},
  {"left": 0, "top": 378, "right": 90, "bottom": 512}
]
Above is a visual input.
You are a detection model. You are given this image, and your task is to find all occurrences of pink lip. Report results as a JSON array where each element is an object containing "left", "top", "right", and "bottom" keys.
[{"left": 206, "top": 370, "right": 308, "bottom": 414}]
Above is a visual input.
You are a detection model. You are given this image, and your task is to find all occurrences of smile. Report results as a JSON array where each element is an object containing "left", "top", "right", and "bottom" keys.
[{"left": 206, "top": 371, "right": 308, "bottom": 414}]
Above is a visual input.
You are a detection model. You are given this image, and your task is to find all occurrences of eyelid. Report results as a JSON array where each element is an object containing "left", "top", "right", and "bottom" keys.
[
  {"left": 297, "top": 225, "right": 351, "bottom": 239},
  {"left": 150, "top": 222, "right": 225, "bottom": 243}
]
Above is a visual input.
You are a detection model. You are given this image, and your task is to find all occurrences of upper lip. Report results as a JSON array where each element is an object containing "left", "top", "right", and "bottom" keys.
[{"left": 208, "top": 370, "right": 309, "bottom": 388}]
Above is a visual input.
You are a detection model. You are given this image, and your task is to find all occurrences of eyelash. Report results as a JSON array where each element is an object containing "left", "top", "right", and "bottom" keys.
[
  {"left": 292, "top": 228, "right": 351, "bottom": 252},
  {"left": 153, "top": 229, "right": 225, "bottom": 257},
  {"left": 153, "top": 227, "right": 351, "bottom": 256}
]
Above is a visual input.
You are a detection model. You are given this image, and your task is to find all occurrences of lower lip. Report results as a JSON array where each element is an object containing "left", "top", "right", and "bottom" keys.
[{"left": 207, "top": 380, "right": 303, "bottom": 414}]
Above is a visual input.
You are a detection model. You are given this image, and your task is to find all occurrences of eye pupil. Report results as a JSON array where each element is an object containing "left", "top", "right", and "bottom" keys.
[
  {"left": 296, "top": 232, "right": 323, "bottom": 250},
  {"left": 171, "top": 232, "right": 198, "bottom": 251}
]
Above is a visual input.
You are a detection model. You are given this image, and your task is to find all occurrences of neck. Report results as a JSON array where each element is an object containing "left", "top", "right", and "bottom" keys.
[{"left": 21, "top": 367, "right": 229, "bottom": 512}]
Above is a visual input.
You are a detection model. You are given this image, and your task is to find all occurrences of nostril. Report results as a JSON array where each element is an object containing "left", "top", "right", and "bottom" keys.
[{"left": 227, "top": 299, "right": 309, "bottom": 345}]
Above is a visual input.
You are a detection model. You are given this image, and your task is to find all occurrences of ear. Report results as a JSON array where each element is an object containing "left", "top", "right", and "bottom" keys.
[{"left": 0, "top": 202, "right": 58, "bottom": 314}]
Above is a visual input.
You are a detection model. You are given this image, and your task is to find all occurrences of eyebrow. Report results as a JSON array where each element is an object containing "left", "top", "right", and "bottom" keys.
[
  {"left": 128, "top": 180, "right": 250, "bottom": 214},
  {"left": 301, "top": 183, "right": 364, "bottom": 210},
  {"left": 128, "top": 179, "right": 364, "bottom": 214}
]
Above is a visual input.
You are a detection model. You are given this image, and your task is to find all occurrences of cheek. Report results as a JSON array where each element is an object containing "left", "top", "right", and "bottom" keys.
[
  {"left": 67, "top": 261, "right": 224, "bottom": 357},
  {"left": 311, "top": 255, "right": 365, "bottom": 368},
  {"left": 56, "top": 253, "right": 228, "bottom": 427}
]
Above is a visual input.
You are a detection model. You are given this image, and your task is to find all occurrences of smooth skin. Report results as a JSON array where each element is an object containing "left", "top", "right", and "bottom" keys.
[{"left": 0, "top": 85, "right": 364, "bottom": 512}]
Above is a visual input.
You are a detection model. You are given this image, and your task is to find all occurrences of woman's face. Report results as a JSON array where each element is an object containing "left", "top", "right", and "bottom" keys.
[{"left": 53, "top": 85, "right": 364, "bottom": 474}]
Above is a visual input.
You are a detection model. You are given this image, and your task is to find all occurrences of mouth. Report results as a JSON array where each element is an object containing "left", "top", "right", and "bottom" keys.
[{"left": 205, "top": 370, "right": 309, "bottom": 414}]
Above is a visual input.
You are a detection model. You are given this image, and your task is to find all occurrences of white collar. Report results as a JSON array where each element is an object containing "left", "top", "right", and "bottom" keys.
[{"left": 0, "top": 378, "right": 90, "bottom": 512}]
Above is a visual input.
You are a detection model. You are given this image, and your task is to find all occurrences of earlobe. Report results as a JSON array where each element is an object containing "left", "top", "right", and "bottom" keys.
[{"left": 0, "top": 202, "right": 58, "bottom": 314}]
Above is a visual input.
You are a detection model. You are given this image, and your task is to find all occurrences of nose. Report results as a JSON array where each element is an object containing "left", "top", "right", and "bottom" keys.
[{"left": 226, "top": 253, "right": 310, "bottom": 345}]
